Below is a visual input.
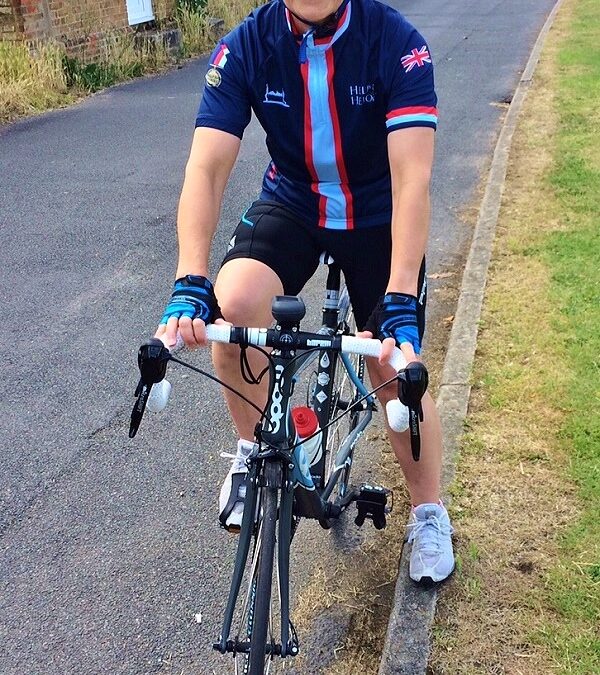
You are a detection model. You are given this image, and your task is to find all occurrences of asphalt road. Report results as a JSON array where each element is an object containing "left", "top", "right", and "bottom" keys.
[{"left": 0, "top": 1, "right": 556, "bottom": 673}]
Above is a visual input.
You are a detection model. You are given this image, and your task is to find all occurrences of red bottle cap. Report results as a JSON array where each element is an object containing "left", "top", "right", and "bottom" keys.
[{"left": 291, "top": 406, "right": 318, "bottom": 438}]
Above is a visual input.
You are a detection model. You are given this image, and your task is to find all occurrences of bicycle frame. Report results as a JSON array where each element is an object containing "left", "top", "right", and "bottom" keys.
[{"left": 215, "top": 263, "right": 375, "bottom": 660}]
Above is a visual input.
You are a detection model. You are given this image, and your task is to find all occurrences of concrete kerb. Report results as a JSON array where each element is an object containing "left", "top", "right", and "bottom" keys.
[{"left": 378, "top": 1, "right": 565, "bottom": 672}]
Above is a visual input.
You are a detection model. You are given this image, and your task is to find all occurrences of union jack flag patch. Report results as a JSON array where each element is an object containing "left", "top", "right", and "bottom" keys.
[{"left": 401, "top": 45, "right": 432, "bottom": 73}]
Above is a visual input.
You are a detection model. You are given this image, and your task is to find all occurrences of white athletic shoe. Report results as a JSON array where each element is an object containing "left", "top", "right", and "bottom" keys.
[
  {"left": 407, "top": 502, "right": 455, "bottom": 583},
  {"left": 218, "top": 439, "right": 256, "bottom": 531}
]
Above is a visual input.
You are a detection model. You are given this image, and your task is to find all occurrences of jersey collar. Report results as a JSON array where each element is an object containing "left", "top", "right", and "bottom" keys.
[{"left": 284, "top": 0, "right": 352, "bottom": 47}]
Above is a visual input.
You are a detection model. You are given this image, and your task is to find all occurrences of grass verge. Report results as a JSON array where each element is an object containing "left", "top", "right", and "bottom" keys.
[{"left": 429, "top": 0, "right": 599, "bottom": 672}]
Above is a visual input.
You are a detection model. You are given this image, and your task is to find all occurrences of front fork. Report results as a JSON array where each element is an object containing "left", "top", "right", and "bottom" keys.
[
  {"left": 214, "top": 451, "right": 299, "bottom": 658},
  {"left": 215, "top": 457, "right": 261, "bottom": 654}
]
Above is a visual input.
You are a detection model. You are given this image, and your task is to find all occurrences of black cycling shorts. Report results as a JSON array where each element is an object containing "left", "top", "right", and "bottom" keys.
[{"left": 221, "top": 199, "right": 426, "bottom": 336}]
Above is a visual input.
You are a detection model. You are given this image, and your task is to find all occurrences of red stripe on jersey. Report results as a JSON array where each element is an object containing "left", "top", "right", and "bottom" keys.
[
  {"left": 326, "top": 49, "right": 354, "bottom": 229},
  {"left": 386, "top": 106, "right": 438, "bottom": 119}
]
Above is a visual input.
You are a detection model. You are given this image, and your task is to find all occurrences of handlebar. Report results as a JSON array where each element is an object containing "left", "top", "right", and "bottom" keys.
[
  {"left": 129, "top": 325, "right": 428, "bottom": 460},
  {"left": 204, "top": 324, "right": 407, "bottom": 371}
]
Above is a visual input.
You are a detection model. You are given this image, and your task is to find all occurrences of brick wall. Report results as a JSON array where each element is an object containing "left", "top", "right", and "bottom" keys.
[
  {"left": 3, "top": 0, "right": 177, "bottom": 59},
  {"left": 0, "top": 0, "right": 24, "bottom": 40}
]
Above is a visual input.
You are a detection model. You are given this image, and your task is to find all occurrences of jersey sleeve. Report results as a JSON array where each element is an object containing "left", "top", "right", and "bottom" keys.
[
  {"left": 195, "top": 40, "right": 252, "bottom": 139},
  {"left": 385, "top": 26, "right": 438, "bottom": 134}
]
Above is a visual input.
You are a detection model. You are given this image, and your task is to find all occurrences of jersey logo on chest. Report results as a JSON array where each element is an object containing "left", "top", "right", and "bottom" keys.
[
  {"left": 263, "top": 84, "right": 290, "bottom": 108},
  {"left": 349, "top": 83, "right": 376, "bottom": 106}
]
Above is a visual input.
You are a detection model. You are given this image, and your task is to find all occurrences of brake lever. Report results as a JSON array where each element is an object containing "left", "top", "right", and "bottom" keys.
[
  {"left": 397, "top": 362, "right": 429, "bottom": 461},
  {"left": 129, "top": 338, "right": 171, "bottom": 438}
]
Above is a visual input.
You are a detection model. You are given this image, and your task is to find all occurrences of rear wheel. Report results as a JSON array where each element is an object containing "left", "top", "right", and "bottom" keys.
[
  {"left": 325, "top": 347, "right": 365, "bottom": 499},
  {"left": 315, "top": 286, "right": 368, "bottom": 500}
]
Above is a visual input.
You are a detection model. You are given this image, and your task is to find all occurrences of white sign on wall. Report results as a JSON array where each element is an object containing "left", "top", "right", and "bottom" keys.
[{"left": 126, "top": 0, "right": 154, "bottom": 25}]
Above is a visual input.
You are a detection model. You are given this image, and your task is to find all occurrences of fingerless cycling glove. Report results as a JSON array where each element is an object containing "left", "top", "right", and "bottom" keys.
[
  {"left": 160, "top": 275, "right": 221, "bottom": 325},
  {"left": 365, "top": 292, "right": 421, "bottom": 354}
]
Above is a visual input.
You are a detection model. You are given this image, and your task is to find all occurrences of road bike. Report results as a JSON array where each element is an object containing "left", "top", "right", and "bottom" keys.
[{"left": 129, "top": 258, "right": 428, "bottom": 674}]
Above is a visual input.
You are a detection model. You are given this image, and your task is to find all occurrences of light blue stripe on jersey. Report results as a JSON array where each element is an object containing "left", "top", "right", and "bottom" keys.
[
  {"left": 306, "top": 38, "right": 347, "bottom": 229},
  {"left": 331, "top": 1, "right": 352, "bottom": 45},
  {"left": 386, "top": 113, "right": 438, "bottom": 128}
]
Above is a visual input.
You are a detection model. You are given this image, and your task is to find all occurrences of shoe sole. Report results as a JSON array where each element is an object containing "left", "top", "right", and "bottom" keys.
[{"left": 410, "top": 566, "right": 455, "bottom": 585}]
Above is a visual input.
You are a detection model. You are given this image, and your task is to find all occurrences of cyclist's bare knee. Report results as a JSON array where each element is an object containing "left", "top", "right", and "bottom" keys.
[{"left": 215, "top": 258, "right": 283, "bottom": 325}]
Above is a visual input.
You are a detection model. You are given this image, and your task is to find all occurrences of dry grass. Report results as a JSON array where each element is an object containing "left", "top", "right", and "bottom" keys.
[
  {"left": 428, "top": 1, "right": 595, "bottom": 672},
  {"left": 205, "top": 0, "right": 257, "bottom": 28},
  {"left": 105, "top": 30, "right": 170, "bottom": 74},
  {"left": 1, "top": 2, "right": 260, "bottom": 123},
  {"left": 287, "top": 431, "right": 410, "bottom": 675},
  {"left": 0, "top": 40, "right": 72, "bottom": 123},
  {"left": 178, "top": 0, "right": 258, "bottom": 56},
  {"left": 177, "top": 5, "right": 212, "bottom": 55}
]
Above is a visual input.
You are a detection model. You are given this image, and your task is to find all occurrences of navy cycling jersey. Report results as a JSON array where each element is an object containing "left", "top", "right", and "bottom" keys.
[{"left": 196, "top": 0, "right": 437, "bottom": 229}]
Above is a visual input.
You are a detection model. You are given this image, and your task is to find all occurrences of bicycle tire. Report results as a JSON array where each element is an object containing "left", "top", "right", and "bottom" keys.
[
  {"left": 325, "top": 347, "right": 365, "bottom": 499},
  {"left": 247, "top": 465, "right": 278, "bottom": 674},
  {"left": 315, "top": 285, "right": 367, "bottom": 500}
]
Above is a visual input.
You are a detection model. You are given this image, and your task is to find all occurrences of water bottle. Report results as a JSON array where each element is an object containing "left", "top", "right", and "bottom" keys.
[{"left": 291, "top": 407, "right": 323, "bottom": 466}]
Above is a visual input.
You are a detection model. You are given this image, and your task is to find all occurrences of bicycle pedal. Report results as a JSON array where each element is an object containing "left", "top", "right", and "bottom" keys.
[{"left": 354, "top": 483, "right": 392, "bottom": 530}]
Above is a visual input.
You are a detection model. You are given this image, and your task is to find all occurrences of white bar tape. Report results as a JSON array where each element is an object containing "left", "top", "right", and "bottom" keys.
[
  {"left": 385, "top": 399, "right": 410, "bottom": 433},
  {"left": 147, "top": 379, "right": 172, "bottom": 412},
  {"left": 247, "top": 328, "right": 268, "bottom": 347},
  {"left": 340, "top": 336, "right": 407, "bottom": 372},
  {"left": 205, "top": 324, "right": 233, "bottom": 343}
]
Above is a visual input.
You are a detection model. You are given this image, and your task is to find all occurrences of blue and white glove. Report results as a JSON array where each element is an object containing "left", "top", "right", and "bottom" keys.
[
  {"left": 159, "top": 275, "right": 221, "bottom": 326},
  {"left": 365, "top": 293, "right": 421, "bottom": 355}
]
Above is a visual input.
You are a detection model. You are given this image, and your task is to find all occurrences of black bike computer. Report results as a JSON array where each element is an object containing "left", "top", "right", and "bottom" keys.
[{"left": 271, "top": 295, "right": 306, "bottom": 326}]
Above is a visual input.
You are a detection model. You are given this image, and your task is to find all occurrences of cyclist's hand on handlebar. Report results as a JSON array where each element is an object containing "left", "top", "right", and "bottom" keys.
[
  {"left": 356, "top": 331, "right": 417, "bottom": 367},
  {"left": 155, "top": 275, "right": 223, "bottom": 348},
  {"left": 364, "top": 293, "right": 420, "bottom": 366}
]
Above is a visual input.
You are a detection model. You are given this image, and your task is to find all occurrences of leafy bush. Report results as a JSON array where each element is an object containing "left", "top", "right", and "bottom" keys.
[{"left": 62, "top": 57, "right": 143, "bottom": 91}]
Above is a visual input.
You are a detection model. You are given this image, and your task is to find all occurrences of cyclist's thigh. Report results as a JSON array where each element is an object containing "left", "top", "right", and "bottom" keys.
[{"left": 218, "top": 200, "right": 321, "bottom": 323}]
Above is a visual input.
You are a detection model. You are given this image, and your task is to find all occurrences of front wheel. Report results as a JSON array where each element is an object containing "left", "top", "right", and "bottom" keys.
[
  {"left": 228, "top": 462, "right": 279, "bottom": 675},
  {"left": 247, "top": 465, "right": 278, "bottom": 674}
]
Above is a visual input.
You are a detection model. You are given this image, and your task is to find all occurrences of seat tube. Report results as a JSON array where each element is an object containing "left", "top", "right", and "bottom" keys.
[
  {"left": 310, "top": 261, "right": 342, "bottom": 487},
  {"left": 322, "top": 262, "right": 341, "bottom": 329}
]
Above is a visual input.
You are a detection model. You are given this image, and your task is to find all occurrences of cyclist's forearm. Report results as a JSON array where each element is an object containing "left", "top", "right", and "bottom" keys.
[
  {"left": 175, "top": 166, "right": 226, "bottom": 279},
  {"left": 174, "top": 127, "right": 240, "bottom": 280},
  {"left": 387, "top": 181, "right": 431, "bottom": 295}
]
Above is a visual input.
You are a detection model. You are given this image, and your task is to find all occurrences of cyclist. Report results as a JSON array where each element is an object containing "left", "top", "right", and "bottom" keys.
[{"left": 156, "top": 0, "right": 454, "bottom": 583}]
